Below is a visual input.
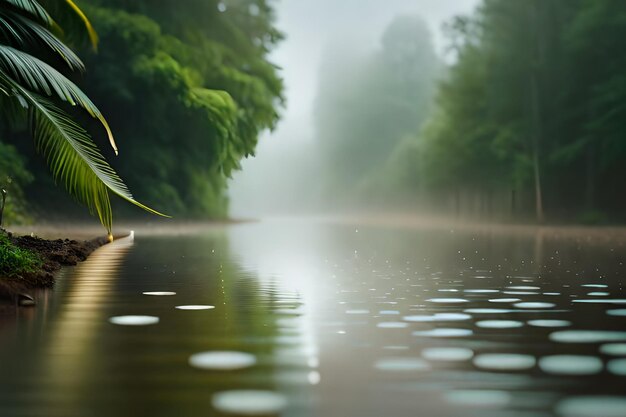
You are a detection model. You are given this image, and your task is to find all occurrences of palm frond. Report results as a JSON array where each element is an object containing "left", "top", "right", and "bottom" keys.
[
  {"left": 0, "top": 44, "right": 116, "bottom": 152},
  {"left": 35, "top": 103, "right": 114, "bottom": 232},
  {"left": 0, "top": 10, "right": 84, "bottom": 70},
  {"left": 38, "top": 0, "right": 97, "bottom": 50},
  {"left": 0, "top": 69, "right": 168, "bottom": 233},
  {"left": 0, "top": 90, "right": 26, "bottom": 126},
  {"left": 1, "top": 0, "right": 52, "bottom": 26}
]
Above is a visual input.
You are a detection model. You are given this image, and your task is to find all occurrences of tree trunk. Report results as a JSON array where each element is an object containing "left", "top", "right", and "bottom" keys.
[
  {"left": 510, "top": 187, "right": 516, "bottom": 220},
  {"left": 530, "top": 0, "right": 545, "bottom": 223},
  {"left": 584, "top": 144, "right": 596, "bottom": 210},
  {"left": 532, "top": 147, "right": 544, "bottom": 223}
]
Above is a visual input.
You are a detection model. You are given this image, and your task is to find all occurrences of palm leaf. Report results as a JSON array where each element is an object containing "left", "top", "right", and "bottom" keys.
[
  {"left": 0, "top": 69, "right": 168, "bottom": 233},
  {"left": 1, "top": 0, "right": 52, "bottom": 26},
  {"left": 38, "top": 0, "right": 97, "bottom": 49},
  {"left": 0, "top": 44, "right": 116, "bottom": 152},
  {"left": 0, "top": 10, "right": 84, "bottom": 70},
  {"left": 0, "top": 90, "right": 26, "bottom": 126}
]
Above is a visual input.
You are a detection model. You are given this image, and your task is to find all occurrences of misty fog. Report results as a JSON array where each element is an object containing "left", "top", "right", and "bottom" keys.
[{"left": 229, "top": 0, "right": 480, "bottom": 218}]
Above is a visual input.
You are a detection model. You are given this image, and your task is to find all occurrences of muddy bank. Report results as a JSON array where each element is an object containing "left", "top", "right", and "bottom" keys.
[{"left": 0, "top": 231, "right": 108, "bottom": 301}]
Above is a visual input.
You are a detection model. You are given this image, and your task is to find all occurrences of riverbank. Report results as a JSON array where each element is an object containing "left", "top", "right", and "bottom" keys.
[{"left": 0, "top": 229, "right": 108, "bottom": 302}]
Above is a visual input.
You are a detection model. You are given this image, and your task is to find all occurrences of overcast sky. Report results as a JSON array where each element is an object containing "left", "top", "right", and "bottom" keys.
[{"left": 230, "top": 0, "right": 481, "bottom": 217}]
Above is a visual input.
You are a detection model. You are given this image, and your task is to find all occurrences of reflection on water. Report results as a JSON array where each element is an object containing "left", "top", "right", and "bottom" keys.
[
  {"left": 473, "top": 353, "right": 537, "bottom": 371},
  {"left": 188, "top": 351, "right": 257, "bottom": 371},
  {"left": 422, "top": 347, "right": 474, "bottom": 362},
  {"left": 0, "top": 219, "right": 626, "bottom": 416},
  {"left": 143, "top": 291, "right": 177, "bottom": 296},
  {"left": 175, "top": 304, "right": 215, "bottom": 310},
  {"left": 212, "top": 390, "right": 288, "bottom": 415},
  {"left": 109, "top": 315, "right": 160, "bottom": 326},
  {"left": 538, "top": 355, "right": 603, "bottom": 376}
]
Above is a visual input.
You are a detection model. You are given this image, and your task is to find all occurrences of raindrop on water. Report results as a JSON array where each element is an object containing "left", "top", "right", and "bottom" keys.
[
  {"left": 488, "top": 298, "right": 521, "bottom": 303},
  {"left": 550, "top": 330, "right": 626, "bottom": 343},
  {"left": 527, "top": 320, "right": 571, "bottom": 328},
  {"left": 574, "top": 299, "right": 626, "bottom": 304},
  {"left": 212, "top": 390, "right": 287, "bottom": 415},
  {"left": 346, "top": 309, "right": 370, "bottom": 315},
  {"left": 445, "top": 390, "right": 512, "bottom": 407},
  {"left": 514, "top": 302, "right": 555, "bottom": 309},
  {"left": 109, "top": 315, "right": 159, "bottom": 326},
  {"left": 476, "top": 320, "right": 524, "bottom": 329},
  {"left": 473, "top": 353, "right": 536, "bottom": 371},
  {"left": 377, "top": 322, "right": 409, "bottom": 329},
  {"left": 556, "top": 396, "right": 626, "bottom": 417},
  {"left": 175, "top": 305, "right": 215, "bottom": 310},
  {"left": 607, "top": 359, "right": 626, "bottom": 376},
  {"left": 426, "top": 298, "right": 469, "bottom": 304},
  {"left": 422, "top": 347, "right": 474, "bottom": 362},
  {"left": 413, "top": 328, "right": 473, "bottom": 338},
  {"left": 600, "top": 343, "right": 626, "bottom": 356},
  {"left": 539, "top": 355, "right": 603, "bottom": 375},
  {"left": 188, "top": 351, "right": 256, "bottom": 371},
  {"left": 143, "top": 291, "right": 176, "bottom": 296},
  {"left": 374, "top": 357, "right": 430, "bottom": 371}
]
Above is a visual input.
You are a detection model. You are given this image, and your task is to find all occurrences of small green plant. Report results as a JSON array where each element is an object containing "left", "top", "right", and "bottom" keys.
[
  {"left": 0, "top": 188, "right": 6, "bottom": 226},
  {"left": 0, "top": 233, "right": 42, "bottom": 278}
]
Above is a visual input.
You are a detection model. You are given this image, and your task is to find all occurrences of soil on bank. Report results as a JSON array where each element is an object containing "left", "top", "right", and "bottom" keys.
[{"left": 0, "top": 231, "right": 108, "bottom": 300}]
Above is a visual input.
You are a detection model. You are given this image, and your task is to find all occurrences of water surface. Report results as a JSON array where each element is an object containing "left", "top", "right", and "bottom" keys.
[{"left": 1, "top": 219, "right": 626, "bottom": 417}]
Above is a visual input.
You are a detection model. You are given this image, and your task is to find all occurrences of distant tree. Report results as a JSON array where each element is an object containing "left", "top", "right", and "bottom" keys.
[{"left": 315, "top": 15, "right": 439, "bottom": 203}]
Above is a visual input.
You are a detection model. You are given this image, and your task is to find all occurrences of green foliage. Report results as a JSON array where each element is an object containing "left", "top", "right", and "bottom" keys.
[
  {"left": 0, "top": 232, "right": 42, "bottom": 277},
  {"left": 0, "top": 0, "right": 162, "bottom": 234},
  {"left": 1, "top": 0, "right": 282, "bottom": 221},
  {"left": 57, "top": 1, "right": 285, "bottom": 218},
  {"left": 386, "top": 0, "right": 626, "bottom": 221},
  {"left": 0, "top": 140, "right": 33, "bottom": 224}
]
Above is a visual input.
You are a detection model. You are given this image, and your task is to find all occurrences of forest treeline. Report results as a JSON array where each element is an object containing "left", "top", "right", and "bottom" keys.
[
  {"left": 2, "top": 0, "right": 625, "bottom": 225},
  {"left": 316, "top": 0, "right": 626, "bottom": 223},
  {"left": 0, "top": 0, "right": 283, "bottom": 223}
]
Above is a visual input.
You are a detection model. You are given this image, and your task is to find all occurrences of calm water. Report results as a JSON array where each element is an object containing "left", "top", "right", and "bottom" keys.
[{"left": 1, "top": 219, "right": 626, "bottom": 417}]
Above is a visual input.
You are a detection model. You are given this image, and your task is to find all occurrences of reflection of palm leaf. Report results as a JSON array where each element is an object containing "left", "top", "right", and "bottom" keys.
[
  {"left": 0, "top": 44, "right": 116, "bottom": 152},
  {"left": 0, "top": 10, "right": 84, "bottom": 70},
  {"left": 0, "top": 69, "right": 167, "bottom": 233}
]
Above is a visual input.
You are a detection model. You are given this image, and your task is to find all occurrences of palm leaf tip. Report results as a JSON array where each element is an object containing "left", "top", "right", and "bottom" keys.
[
  {"left": 102, "top": 119, "right": 118, "bottom": 155},
  {"left": 65, "top": 0, "right": 98, "bottom": 49}
]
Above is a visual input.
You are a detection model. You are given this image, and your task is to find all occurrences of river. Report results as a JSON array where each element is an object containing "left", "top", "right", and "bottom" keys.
[{"left": 1, "top": 218, "right": 626, "bottom": 417}]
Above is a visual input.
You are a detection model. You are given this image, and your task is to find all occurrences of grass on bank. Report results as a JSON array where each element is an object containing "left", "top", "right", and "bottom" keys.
[{"left": 0, "top": 233, "right": 42, "bottom": 278}]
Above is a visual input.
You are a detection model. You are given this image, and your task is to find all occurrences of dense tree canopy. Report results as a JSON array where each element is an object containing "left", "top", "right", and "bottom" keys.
[
  {"left": 78, "top": 0, "right": 283, "bottom": 218},
  {"left": 0, "top": 0, "right": 162, "bottom": 234},
  {"left": 3, "top": 0, "right": 283, "bottom": 222}
]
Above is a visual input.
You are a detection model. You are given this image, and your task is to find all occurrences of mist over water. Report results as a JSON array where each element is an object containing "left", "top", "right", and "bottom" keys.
[
  {"left": 229, "top": 0, "right": 480, "bottom": 219},
  {"left": 230, "top": 0, "right": 626, "bottom": 225}
]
